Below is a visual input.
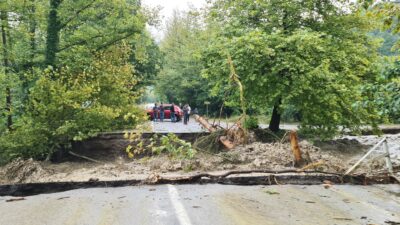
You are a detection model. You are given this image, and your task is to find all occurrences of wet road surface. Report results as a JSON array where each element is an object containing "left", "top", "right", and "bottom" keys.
[
  {"left": 151, "top": 118, "right": 206, "bottom": 133},
  {"left": 1, "top": 184, "right": 399, "bottom": 225},
  {"left": 150, "top": 118, "right": 297, "bottom": 133}
]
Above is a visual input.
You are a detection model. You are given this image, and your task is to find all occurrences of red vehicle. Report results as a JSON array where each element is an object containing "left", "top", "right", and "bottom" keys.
[{"left": 146, "top": 104, "right": 183, "bottom": 121}]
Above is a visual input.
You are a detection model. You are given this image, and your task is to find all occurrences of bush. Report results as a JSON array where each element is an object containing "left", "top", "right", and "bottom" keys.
[
  {"left": 244, "top": 116, "right": 259, "bottom": 130},
  {"left": 0, "top": 45, "right": 145, "bottom": 163},
  {"left": 152, "top": 134, "right": 196, "bottom": 159},
  {"left": 125, "top": 133, "right": 196, "bottom": 160}
]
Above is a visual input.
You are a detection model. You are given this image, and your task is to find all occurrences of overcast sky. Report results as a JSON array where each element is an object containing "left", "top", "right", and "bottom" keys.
[{"left": 142, "top": 0, "right": 206, "bottom": 41}]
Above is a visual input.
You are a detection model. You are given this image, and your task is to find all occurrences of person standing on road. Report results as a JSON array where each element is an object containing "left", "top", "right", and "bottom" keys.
[
  {"left": 187, "top": 104, "right": 191, "bottom": 123},
  {"left": 170, "top": 103, "right": 176, "bottom": 122},
  {"left": 153, "top": 103, "right": 159, "bottom": 122},
  {"left": 193, "top": 108, "right": 198, "bottom": 115},
  {"left": 183, "top": 104, "right": 190, "bottom": 125},
  {"left": 159, "top": 103, "right": 165, "bottom": 122}
]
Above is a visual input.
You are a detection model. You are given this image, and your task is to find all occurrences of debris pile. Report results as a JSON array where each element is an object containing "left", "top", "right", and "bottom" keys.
[
  {"left": 229, "top": 140, "right": 348, "bottom": 172},
  {"left": 0, "top": 158, "right": 49, "bottom": 183},
  {"left": 0, "top": 130, "right": 398, "bottom": 185}
]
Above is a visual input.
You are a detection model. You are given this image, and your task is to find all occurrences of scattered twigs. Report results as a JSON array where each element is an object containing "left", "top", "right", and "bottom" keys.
[
  {"left": 298, "top": 161, "right": 324, "bottom": 172},
  {"left": 227, "top": 114, "right": 244, "bottom": 131},
  {"left": 280, "top": 131, "right": 290, "bottom": 143},
  {"left": 193, "top": 147, "right": 235, "bottom": 163},
  {"left": 68, "top": 151, "right": 104, "bottom": 164}
]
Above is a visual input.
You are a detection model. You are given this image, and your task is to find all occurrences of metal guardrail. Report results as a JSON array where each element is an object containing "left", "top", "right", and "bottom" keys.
[{"left": 345, "top": 137, "right": 394, "bottom": 175}]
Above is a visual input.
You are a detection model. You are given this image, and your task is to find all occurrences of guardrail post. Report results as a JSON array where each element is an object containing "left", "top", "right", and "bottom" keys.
[{"left": 383, "top": 139, "right": 394, "bottom": 174}]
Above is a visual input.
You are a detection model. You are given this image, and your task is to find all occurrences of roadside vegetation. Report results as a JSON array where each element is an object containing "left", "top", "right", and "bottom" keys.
[
  {"left": 155, "top": 0, "right": 400, "bottom": 138},
  {"left": 0, "top": 0, "right": 399, "bottom": 164},
  {"left": 0, "top": 0, "right": 162, "bottom": 163}
]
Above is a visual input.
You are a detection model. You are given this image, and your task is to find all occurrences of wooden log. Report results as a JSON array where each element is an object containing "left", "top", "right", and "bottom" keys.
[
  {"left": 290, "top": 131, "right": 303, "bottom": 167},
  {"left": 220, "top": 136, "right": 235, "bottom": 149},
  {"left": 194, "top": 114, "right": 216, "bottom": 132},
  {"left": 194, "top": 114, "right": 235, "bottom": 149}
]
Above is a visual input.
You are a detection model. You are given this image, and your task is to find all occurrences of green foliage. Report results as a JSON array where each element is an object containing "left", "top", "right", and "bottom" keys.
[
  {"left": 0, "top": 117, "right": 50, "bottom": 161},
  {"left": 369, "top": 31, "right": 400, "bottom": 56},
  {"left": 361, "top": 0, "right": 400, "bottom": 34},
  {"left": 154, "top": 10, "right": 223, "bottom": 113},
  {"left": 362, "top": 60, "right": 400, "bottom": 123},
  {"left": 131, "top": 33, "right": 163, "bottom": 89},
  {"left": 152, "top": 133, "right": 195, "bottom": 159},
  {"left": 0, "top": 45, "right": 146, "bottom": 161},
  {"left": 125, "top": 132, "right": 196, "bottom": 160},
  {"left": 244, "top": 116, "right": 259, "bottom": 130},
  {"left": 202, "top": 0, "right": 381, "bottom": 137},
  {"left": 46, "top": 0, "right": 146, "bottom": 69},
  {"left": 0, "top": 0, "right": 157, "bottom": 163}
]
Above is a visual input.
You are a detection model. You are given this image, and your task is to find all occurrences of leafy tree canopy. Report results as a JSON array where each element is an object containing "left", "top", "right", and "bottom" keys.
[{"left": 202, "top": 0, "right": 380, "bottom": 136}]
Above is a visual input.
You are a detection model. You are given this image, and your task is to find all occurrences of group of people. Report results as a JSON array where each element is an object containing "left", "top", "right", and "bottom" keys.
[{"left": 152, "top": 102, "right": 192, "bottom": 125}]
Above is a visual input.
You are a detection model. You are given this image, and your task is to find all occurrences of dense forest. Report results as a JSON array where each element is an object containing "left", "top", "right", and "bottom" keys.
[{"left": 0, "top": 0, "right": 399, "bottom": 163}]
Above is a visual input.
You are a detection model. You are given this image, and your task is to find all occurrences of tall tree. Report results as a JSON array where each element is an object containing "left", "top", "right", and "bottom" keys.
[
  {"left": 44, "top": 0, "right": 61, "bottom": 67},
  {"left": 155, "top": 10, "right": 222, "bottom": 112},
  {"left": 203, "top": 0, "right": 380, "bottom": 135},
  {"left": 0, "top": 0, "right": 158, "bottom": 162},
  {"left": 44, "top": 0, "right": 145, "bottom": 69},
  {"left": 1, "top": 9, "right": 12, "bottom": 130}
]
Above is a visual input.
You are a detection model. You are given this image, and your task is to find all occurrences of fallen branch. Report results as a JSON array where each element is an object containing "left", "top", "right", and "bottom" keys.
[
  {"left": 68, "top": 151, "right": 104, "bottom": 164},
  {"left": 298, "top": 161, "right": 325, "bottom": 172},
  {"left": 144, "top": 169, "right": 345, "bottom": 184},
  {"left": 143, "top": 169, "right": 398, "bottom": 186}
]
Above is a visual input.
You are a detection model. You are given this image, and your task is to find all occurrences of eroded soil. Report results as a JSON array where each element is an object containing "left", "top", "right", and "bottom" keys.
[{"left": 1, "top": 134, "right": 399, "bottom": 185}]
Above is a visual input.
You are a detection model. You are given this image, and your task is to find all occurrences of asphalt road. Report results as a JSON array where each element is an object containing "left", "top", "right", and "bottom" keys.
[
  {"left": 1, "top": 184, "right": 399, "bottom": 225},
  {"left": 151, "top": 118, "right": 206, "bottom": 133},
  {"left": 150, "top": 118, "right": 400, "bottom": 134},
  {"left": 150, "top": 118, "right": 297, "bottom": 133}
]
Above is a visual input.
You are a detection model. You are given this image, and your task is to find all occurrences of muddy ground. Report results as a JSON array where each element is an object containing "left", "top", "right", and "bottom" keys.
[{"left": 0, "top": 134, "right": 399, "bottom": 185}]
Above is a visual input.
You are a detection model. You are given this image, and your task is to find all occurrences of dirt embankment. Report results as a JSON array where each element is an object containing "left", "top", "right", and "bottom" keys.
[{"left": 1, "top": 134, "right": 398, "bottom": 185}]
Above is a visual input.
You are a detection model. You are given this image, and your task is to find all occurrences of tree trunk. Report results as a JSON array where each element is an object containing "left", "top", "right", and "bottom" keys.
[
  {"left": 20, "top": 0, "right": 37, "bottom": 108},
  {"left": 269, "top": 99, "right": 281, "bottom": 132},
  {"left": 1, "top": 11, "right": 12, "bottom": 130},
  {"left": 45, "top": 0, "right": 62, "bottom": 67},
  {"left": 29, "top": 0, "right": 37, "bottom": 69}
]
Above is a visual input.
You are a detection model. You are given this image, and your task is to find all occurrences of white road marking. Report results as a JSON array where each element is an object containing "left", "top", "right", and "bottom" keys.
[{"left": 167, "top": 185, "right": 193, "bottom": 225}]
